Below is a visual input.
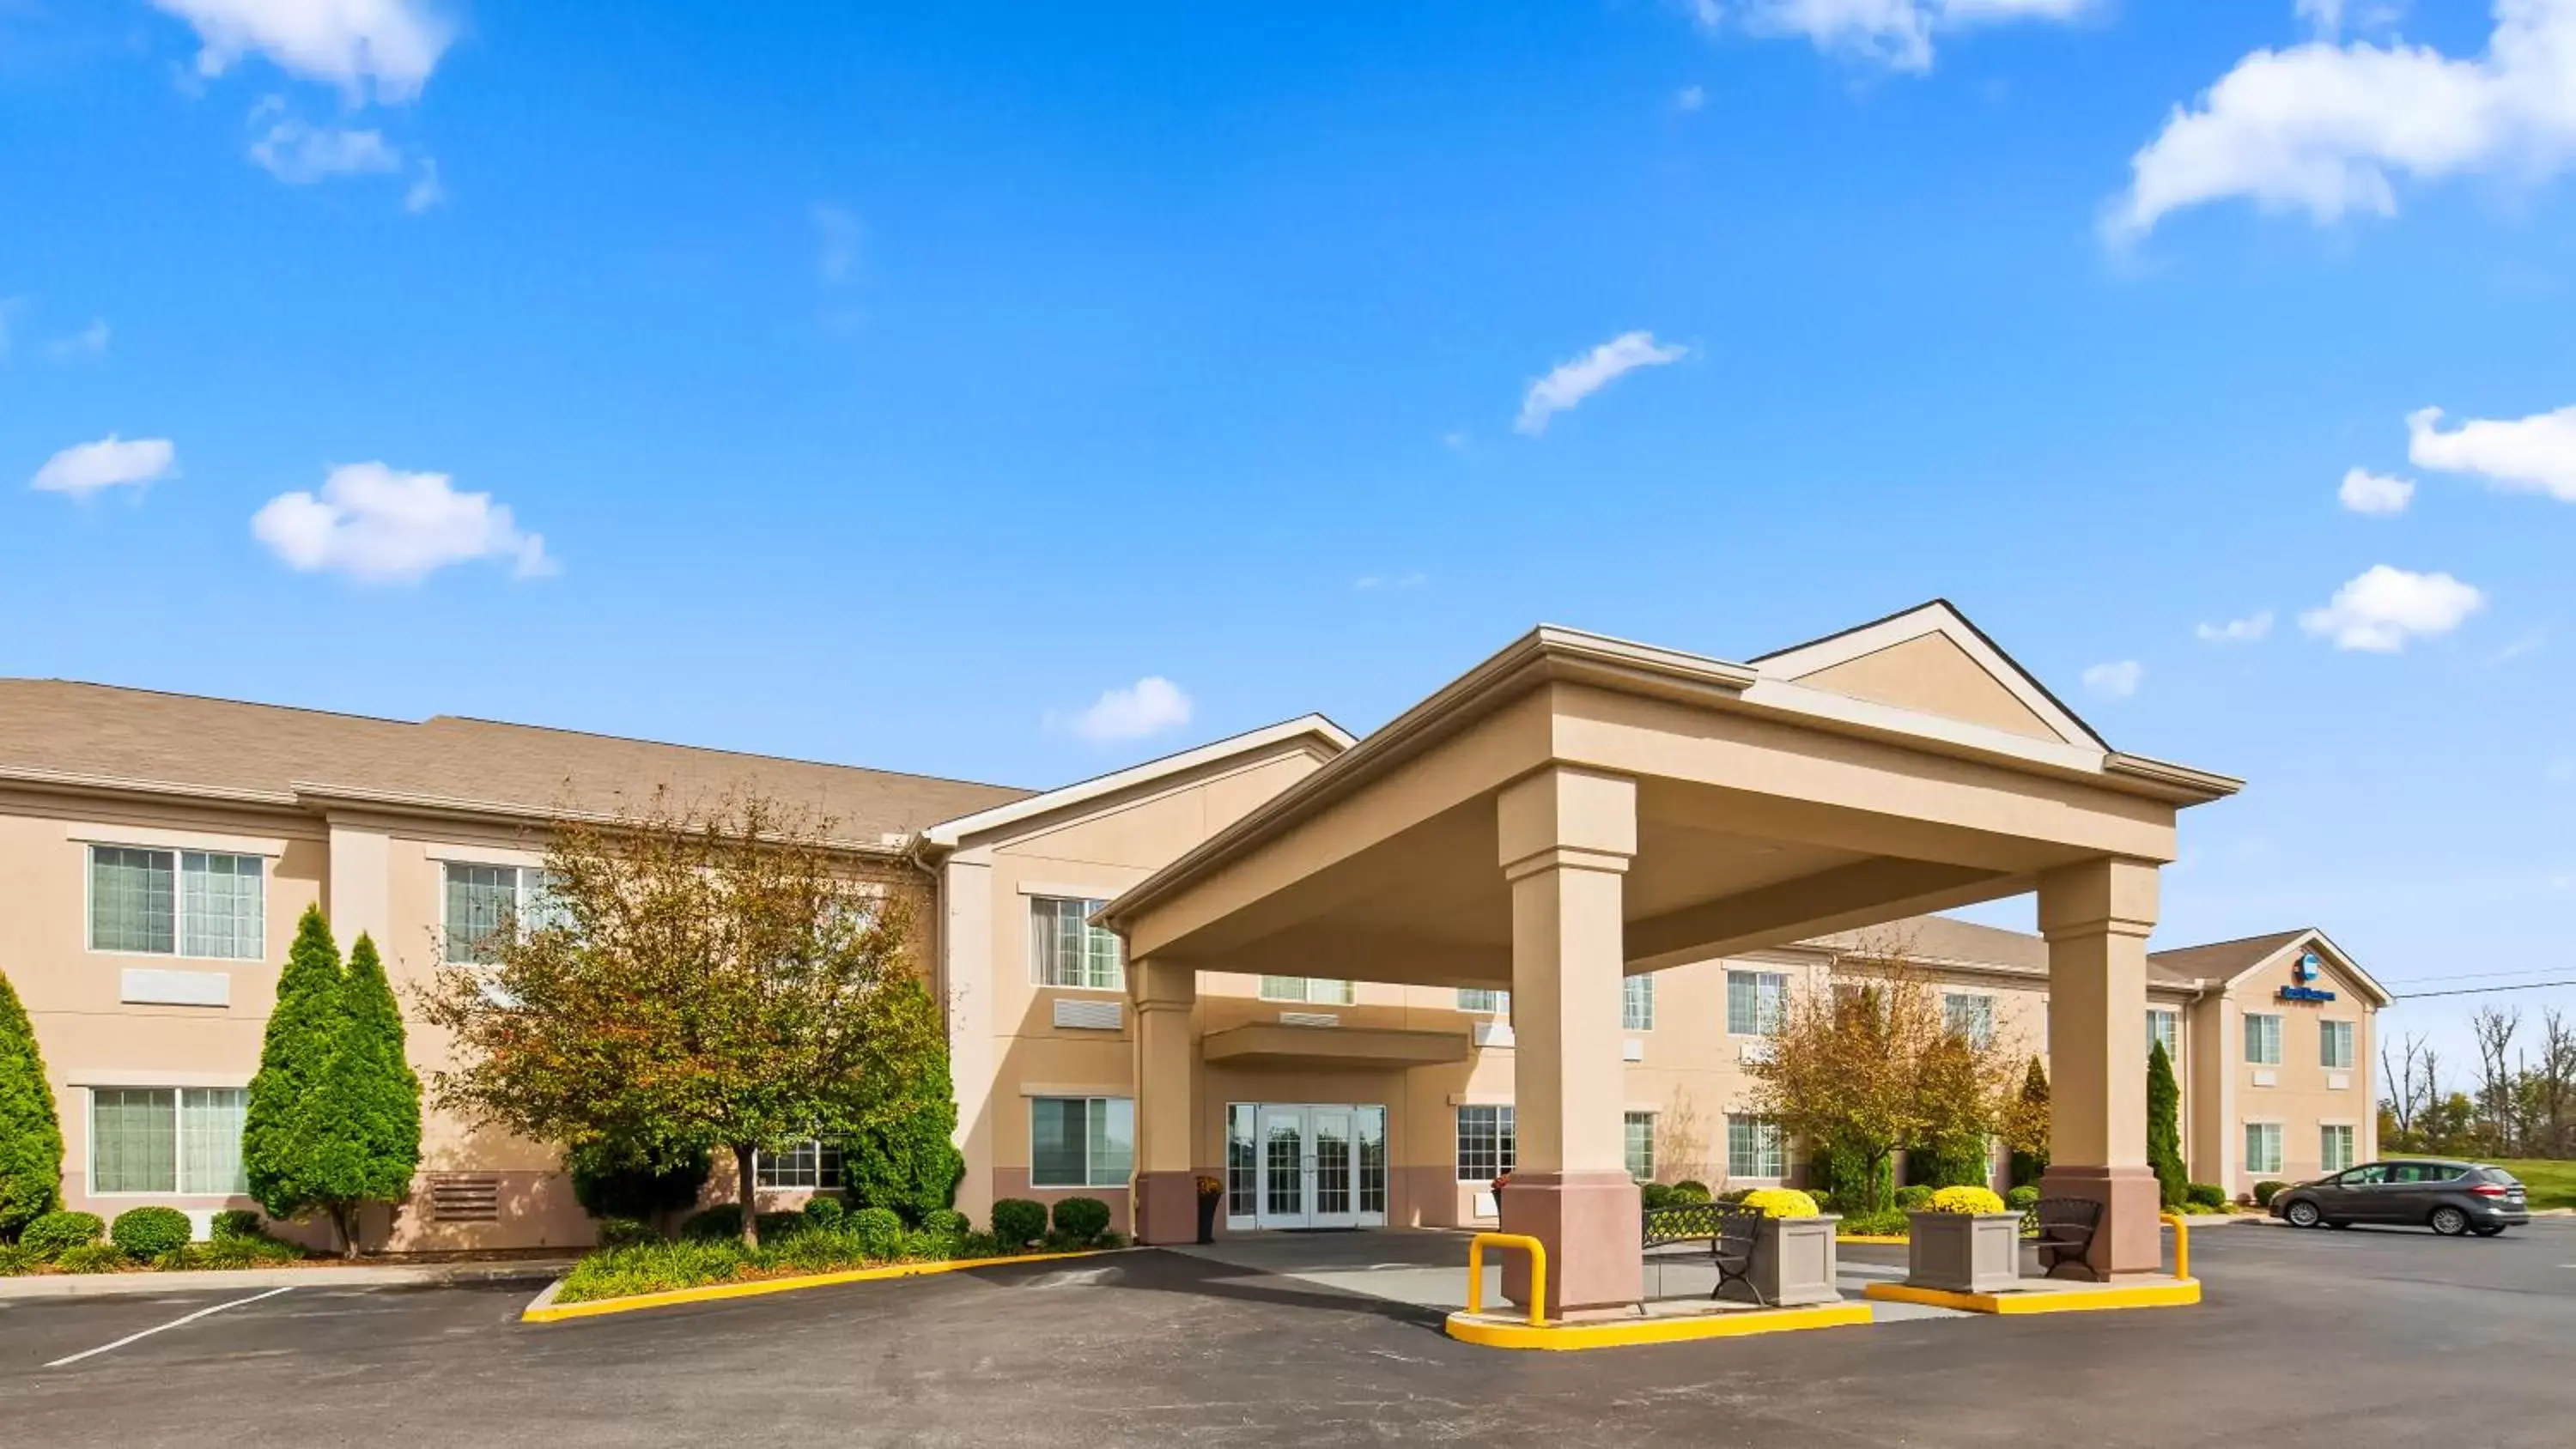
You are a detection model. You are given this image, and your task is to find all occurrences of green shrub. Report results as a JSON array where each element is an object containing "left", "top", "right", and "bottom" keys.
[
  {"left": 1050, "top": 1197, "right": 1111, "bottom": 1246},
  {"left": 555, "top": 1240, "right": 759, "bottom": 1304},
  {"left": 680, "top": 1203, "right": 743, "bottom": 1242},
  {"left": 1836, "top": 1209, "right": 1909, "bottom": 1237},
  {"left": 957, "top": 1230, "right": 1005, "bottom": 1259},
  {"left": 800, "top": 1196, "right": 846, "bottom": 1229},
  {"left": 109, "top": 1206, "right": 193, "bottom": 1260},
  {"left": 1664, "top": 1181, "right": 1711, "bottom": 1204},
  {"left": 840, "top": 1038, "right": 966, "bottom": 1226},
  {"left": 848, "top": 1206, "right": 904, "bottom": 1257},
  {"left": 991, "top": 1197, "right": 1047, "bottom": 1247},
  {"left": 2148, "top": 1041, "right": 2187, "bottom": 1209},
  {"left": 1638, "top": 1182, "right": 1675, "bottom": 1211},
  {"left": 922, "top": 1209, "right": 970, "bottom": 1237},
  {"left": 1808, "top": 1189, "right": 1839, "bottom": 1214},
  {"left": 1715, "top": 1187, "right": 1752, "bottom": 1204},
  {"left": 0, "top": 969, "right": 64, "bottom": 1241},
  {"left": 21, "top": 1210, "right": 104, "bottom": 1258},
  {"left": 0, "top": 1243, "right": 38, "bottom": 1275},
  {"left": 1893, "top": 1185, "right": 1935, "bottom": 1212},
  {"left": 594, "top": 1216, "right": 660, "bottom": 1248},
  {"left": 2184, "top": 1182, "right": 2227, "bottom": 1210},
  {"left": 2003, "top": 1185, "right": 2039, "bottom": 1211},
  {"left": 210, "top": 1209, "right": 266, "bottom": 1240},
  {"left": 1093, "top": 1231, "right": 1127, "bottom": 1250},
  {"left": 54, "top": 1242, "right": 129, "bottom": 1274},
  {"left": 756, "top": 1211, "right": 802, "bottom": 1242},
  {"left": 1812, "top": 1142, "right": 1895, "bottom": 1214},
  {"left": 568, "top": 1140, "right": 713, "bottom": 1225},
  {"left": 1905, "top": 1136, "right": 1990, "bottom": 1191},
  {"left": 194, "top": 1234, "right": 302, "bottom": 1270},
  {"left": 899, "top": 1227, "right": 960, "bottom": 1260},
  {"left": 780, "top": 1229, "right": 862, "bottom": 1273},
  {"left": 2252, "top": 1179, "right": 2288, "bottom": 1208}
]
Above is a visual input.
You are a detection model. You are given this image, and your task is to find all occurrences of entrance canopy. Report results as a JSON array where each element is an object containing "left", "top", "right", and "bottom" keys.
[{"left": 1100, "top": 603, "right": 2238, "bottom": 987}]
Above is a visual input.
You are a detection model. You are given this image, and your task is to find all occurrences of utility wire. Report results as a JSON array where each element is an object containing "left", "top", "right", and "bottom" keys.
[{"left": 2391, "top": 979, "right": 2576, "bottom": 1001}]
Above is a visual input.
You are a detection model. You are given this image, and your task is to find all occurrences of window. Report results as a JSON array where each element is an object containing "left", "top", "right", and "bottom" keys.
[
  {"left": 89, "top": 1087, "right": 247, "bottom": 1195},
  {"left": 2319, "top": 1125, "right": 2355, "bottom": 1174},
  {"left": 2244, "top": 1013, "right": 2283, "bottom": 1066},
  {"left": 2147, "top": 1009, "right": 2180, "bottom": 1062},
  {"left": 1727, "top": 971, "right": 1787, "bottom": 1036},
  {"left": 1030, "top": 1096, "right": 1133, "bottom": 1188},
  {"left": 1623, "top": 974, "right": 1656, "bottom": 1032},
  {"left": 1943, "top": 992, "right": 1995, "bottom": 1047},
  {"left": 1624, "top": 1111, "right": 1656, "bottom": 1182},
  {"left": 1727, "top": 1117, "right": 1785, "bottom": 1179},
  {"left": 1029, "top": 896, "right": 1123, "bottom": 991},
  {"left": 1457, "top": 988, "right": 1509, "bottom": 1014},
  {"left": 442, "top": 863, "right": 556, "bottom": 964},
  {"left": 1226, "top": 1105, "right": 1258, "bottom": 1217},
  {"left": 2320, "top": 1020, "right": 2355, "bottom": 1070},
  {"left": 2245, "top": 1122, "right": 2283, "bottom": 1175},
  {"left": 1260, "top": 976, "right": 1356, "bottom": 1005},
  {"left": 1455, "top": 1105, "right": 1515, "bottom": 1183},
  {"left": 88, "top": 846, "right": 264, "bottom": 960},
  {"left": 754, "top": 1140, "right": 842, "bottom": 1190}
]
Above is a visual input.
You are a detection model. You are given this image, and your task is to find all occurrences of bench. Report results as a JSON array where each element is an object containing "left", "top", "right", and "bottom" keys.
[
  {"left": 2032, "top": 1197, "right": 2103, "bottom": 1281},
  {"left": 1642, "top": 1202, "right": 1765, "bottom": 1304}
]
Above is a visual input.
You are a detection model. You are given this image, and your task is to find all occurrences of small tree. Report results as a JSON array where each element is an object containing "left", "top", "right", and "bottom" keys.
[
  {"left": 2002, "top": 1056, "right": 2050, "bottom": 1189},
  {"left": 568, "top": 1138, "right": 713, "bottom": 1235},
  {"left": 2147, "top": 1039, "right": 2186, "bottom": 1209},
  {"left": 422, "top": 791, "right": 950, "bottom": 1248},
  {"left": 841, "top": 1013, "right": 964, "bottom": 1225},
  {"left": 0, "top": 968, "right": 65, "bottom": 1240},
  {"left": 245, "top": 907, "right": 346, "bottom": 1232},
  {"left": 246, "top": 915, "right": 423, "bottom": 1256},
  {"left": 325, "top": 934, "right": 423, "bottom": 1252}
]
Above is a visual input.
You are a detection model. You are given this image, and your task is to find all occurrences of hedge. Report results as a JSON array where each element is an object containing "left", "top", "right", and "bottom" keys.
[
  {"left": 991, "top": 1198, "right": 1048, "bottom": 1247},
  {"left": 1049, "top": 1197, "right": 1110, "bottom": 1246},
  {"left": 109, "top": 1206, "right": 193, "bottom": 1260},
  {"left": 21, "top": 1210, "right": 104, "bottom": 1258}
]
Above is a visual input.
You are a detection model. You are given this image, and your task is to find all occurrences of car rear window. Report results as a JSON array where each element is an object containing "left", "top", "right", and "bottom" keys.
[{"left": 2473, "top": 1167, "right": 2523, "bottom": 1186}]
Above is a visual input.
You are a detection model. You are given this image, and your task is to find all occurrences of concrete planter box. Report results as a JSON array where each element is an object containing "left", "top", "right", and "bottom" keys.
[
  {"left": 1752, "top": 1214, "right": 1843, "bottom": 1306},
  {"left": 1905, "top": 1211, "right": 2022, "bottom": 1293}
]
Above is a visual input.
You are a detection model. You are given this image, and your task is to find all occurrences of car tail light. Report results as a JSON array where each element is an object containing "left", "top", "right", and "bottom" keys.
[{"left": 2469, "top": 1184, "right": 2508, "bottom": 1197}]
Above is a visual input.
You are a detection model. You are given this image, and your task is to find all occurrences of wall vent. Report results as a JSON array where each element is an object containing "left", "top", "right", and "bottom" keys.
[
  {"left": 1279, "top": 1011, "right": 1340, "bottom": 1028},
  {"left": 425, "top": 1174, "right": 502, "bottom": 1223},
  {"left": 1053, "top": 998, "right": 1124, "bottom": 1032},
  {"left": 1473, "top": 1021, "right": 1516, "bottom": 1049},
  {"left": 1737, "top": 1040, "right": 1776, "bottom": 1064},
  {"left": 1622, "top": 1038, "right": 1645, "bottom": 1063}
]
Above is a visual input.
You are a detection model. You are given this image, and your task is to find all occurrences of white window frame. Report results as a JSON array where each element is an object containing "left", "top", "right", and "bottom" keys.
[
  {"left": 85, "top": 845, "right": 265, "bottom": 961},
  {"left": 2244, "top": 1012, "right": 2283, "bottom": 1067},
  {"left": 85, "top": 1086, "right": 250, "bottom": 1197},
  {"left": 1726, "top": 1115, "right": 1785, "bottom": 1179},
  {"left": 441, "top": 862, "right": 558, "bottom": 965},
  {"left": 1942, "top": 991, "right": 1995, "bottom": 1048},
  {"left": 1624, "top": 1110, "right": 1656, "bottom": 1182},
  {"left": 1028, "top": 896, "right": 1125, "bottom": 992},
  {"left": 754, "top": 1139, "right": 843, "bottom": 1191},
  {"left": 2319, "top": 1019, "right": 2355, "bottom": 1070},
  {"left": 1727, "top": 971, "right": 1787, "bottom": 1037},
  {"left": 1622, "top": 974, "right": 1656, "bottom": 1032},
  {"left": 2245, "top": 1120, "right": 2284, "bottom": 1176},
  {"left": 1457, "top": 987, "right": 1509, "bottom": 1015},
  {"left": 1455, "top": 1105, "right": 1515, "bottom": 1184},
  {"left": 1260, "top": 976, "right": 1355, "bottom": 1005},
  {"left": 2147, "top": 1009, "right": 2180, "bottom": 1062},
  {"left": 2319, "top": 1123, "right": 2356, "bottom": 1174},
  {"left": 1029, "top": 1096, "right": 1134, "bottom": 1189}
]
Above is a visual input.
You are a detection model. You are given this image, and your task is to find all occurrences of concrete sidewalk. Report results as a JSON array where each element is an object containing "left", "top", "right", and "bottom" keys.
[{"left": 0, "top": 1258, "right": 572, "bottom": 1300}]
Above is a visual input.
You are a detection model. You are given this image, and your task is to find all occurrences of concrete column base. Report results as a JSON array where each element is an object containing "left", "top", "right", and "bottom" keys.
[
  {"left": 1133, "top": 1170, "right": 1204, "bottom": 1246},
  {"left": 2038, "top": 1164, "right": 2164, "bottom": 1278},
  {"left": 1498, "top": 1170, "right": 1642, "bottom": 1316}
]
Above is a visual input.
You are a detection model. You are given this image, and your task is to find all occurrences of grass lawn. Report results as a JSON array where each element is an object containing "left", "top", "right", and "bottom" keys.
[{"left": 2490, "top": 1159, "right": 2576, "bottom": 1211}]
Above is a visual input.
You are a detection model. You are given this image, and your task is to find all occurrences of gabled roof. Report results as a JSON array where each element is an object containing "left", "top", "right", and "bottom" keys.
[
  {"left": 1750, "top": 599, "right": 2108, "bottom": 753},
  {"left": 1809, "top": 915, "right": 2387, "bottom": 1008},
  {"left": 921, "top": 713, "right": 1353, "bottom": 848},
  {"left": 0, "top": 678, "right": 1030, "bottom": 846},
  {"left": 2148, "top": 927, "right": 2389, "bottom": 1007}
]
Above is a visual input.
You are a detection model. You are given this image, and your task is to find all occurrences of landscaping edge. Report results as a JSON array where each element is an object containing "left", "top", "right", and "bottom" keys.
[
  {"left": 0, "top": 1258, "right": 574, "bottom": 1300},
  {"left": 519, "top": 1246, "right": 1120, "bottom": 1323}
]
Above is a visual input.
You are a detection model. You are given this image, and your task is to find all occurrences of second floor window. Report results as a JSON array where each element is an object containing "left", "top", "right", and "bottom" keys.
[
  {"left": 1030, "top": 896, "right": 1123, "bottom": 990},
  {"left": 1727, "top": 971, "right": 1787, "bottom": 1036},
  {"left": 443, "top": 863, "right": 557, "bottom": 963},
  {"left": 1457, "top": 987, "right": 1509, "bottom": 1014},
  {"left": 2320, "top": 1019, "right": 2355, "bottom": 1070},
  {"left": 2244, "top": 1013, "right": 2283, "bottom": 1066},
  {"left": 89, "top": 846, "right": 264, "bottom": 960},
  {"left": 1943, "top": 992, "right": 1995, "bottom": 1048},
  {"left": 1261, "top": 976, "right": 1356, "bottom": 1005},
  {"left": 1622, "top": 974, "right": 1656, "bottom": 1031},
  {"left": 2147, "top": 1009, "right": 2180, "bottom": 1061}
]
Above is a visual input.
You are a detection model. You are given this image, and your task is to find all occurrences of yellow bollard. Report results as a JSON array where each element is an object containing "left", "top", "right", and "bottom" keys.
[
  {"left": 2160, "top": 1212, "right": 2190, "bottom": 1281},
  {"left": 1466, "top": 1232, "right": 1548, "bottom": 1328}
]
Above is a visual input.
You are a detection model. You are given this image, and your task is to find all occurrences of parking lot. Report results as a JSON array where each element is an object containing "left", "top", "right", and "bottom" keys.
[{"left": 3, "top": 1220, "right": 2571, "bottom": 1447}]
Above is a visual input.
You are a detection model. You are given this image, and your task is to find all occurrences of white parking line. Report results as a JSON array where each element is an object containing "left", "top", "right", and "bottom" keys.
[{"left": 44, "top": 1285, "right": 295, "bottom": 1367}]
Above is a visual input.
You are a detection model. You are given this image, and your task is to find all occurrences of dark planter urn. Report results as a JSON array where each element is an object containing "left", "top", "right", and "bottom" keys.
[{"left": 1195, "top": 1194, "right": 1219, "bottom": 1244}]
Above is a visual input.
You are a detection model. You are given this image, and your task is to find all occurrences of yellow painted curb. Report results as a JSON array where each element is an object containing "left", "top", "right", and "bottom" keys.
[
  {"left": 1862, "top": 1277, "right": 2200, "bottom": 1315},
  {"left": 520, "top": 1248, "right": 1112, "bottom": 1323},
  {"left": 1443, "top": 1300, "right": 1873, "bottom": 1350}
]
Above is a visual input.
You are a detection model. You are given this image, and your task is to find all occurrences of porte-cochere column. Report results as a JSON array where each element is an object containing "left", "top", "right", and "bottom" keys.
[
  {"left": 1129, "top": 956, "right": 1201, "bottom": 1246},
  {"left": 1495, "top": 765, "right": 1642, "bottom": 1316},
  {"left": 2037, "top": 856, "right": 2165, "bottom": 1276}
]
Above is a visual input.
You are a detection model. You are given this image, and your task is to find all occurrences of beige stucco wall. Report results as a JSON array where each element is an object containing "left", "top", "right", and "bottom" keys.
[{"left": 2219, "top": 948, "right": 2376, "bottom": 1194}]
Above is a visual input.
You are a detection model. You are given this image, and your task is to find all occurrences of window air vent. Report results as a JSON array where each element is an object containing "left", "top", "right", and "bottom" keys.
[
  {"left": 1473, "top": 1021, "right": 1516, "bottom": 1049},
  {"left": 425, "top": 1174, "right": 501, "bottom": 1223},
  {"left": 1279, "top": 1011, "right": 1340, "bottom": 1028},
  {"left": 1053, "top": 998, "right": 1124, "bottom": 1032},
  {"left": 1738, "top": 1040, "right": 1776, "bottom": 1064},
  {"left": 1622, "top": 1038, "right": 1645, "bottom": 1063}
]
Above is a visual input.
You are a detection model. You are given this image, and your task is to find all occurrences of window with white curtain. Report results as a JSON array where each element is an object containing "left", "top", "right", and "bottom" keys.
[
  {"left": 2147, "top": 1009, "right": 2180, "bottom": 1061},
  {"left": 442, "top": 863, "right": 557, "bottom": 964},
  {"left": 2320, "top": 1020, "right": 2355, "bottom": 1070},
  {"left": 89, "top": 1087, "right": 248, "bottom": 1195},
  {"left": 1727, "top": 971, "right": 1787, "bottom": 1036},
  {"left": 1623, "top": 974, "right": 1656, "bottom": 1031},
  {"left": 2244, "top": 1013, "right": 2283, "bottom": 1066},
  {"left": 2245, "top": 1121, "right": 2283, "bottom": 1174},
  {"left": 1260, "top": 976, "right": 1355, "bottom": 1005},
  {"left": 1727, "top": 1117, "right": 1785, "bottom": 1179},
  {"left": 1030, "top": 1097, "right": 1133, "bottom": 1188},
  {"left": 1456, "top": 988, "right": 1509, "bottom": 1014},
  {"left": 1029, "top": 897, "right": 1123, "bottom": 990},
  {"left": 88, "top": 846, "right": 264, "bottom": 959},
  {"left": 2319, "top": 1124, "right": 2355, "bottom": 1174},
  {"left": 1624, "top": 1111, "right": 1656, "bottom": 1181},
  {"left": 1943, "top": 992, "right": 1995, "bottom": 1048}
]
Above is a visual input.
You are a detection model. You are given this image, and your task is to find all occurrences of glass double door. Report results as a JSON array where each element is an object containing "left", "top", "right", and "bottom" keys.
[{"left": 1253, "top": 1104, "right": 1387, "bottom": 1230}]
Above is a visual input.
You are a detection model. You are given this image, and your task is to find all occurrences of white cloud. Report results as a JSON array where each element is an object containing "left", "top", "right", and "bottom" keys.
[
  {"left": 1737, "top": 0, "right": 2099, "bottom": 73},
  {"left": 2081, "top": 659, "right": 2143, "bottom": 697},
  {"left": 813, "top": 203, "right": 862, "bottom": 287},
  {"left": 1676, "top": 84, "right": 1707, "bottom": 111},
  {"left": 251, "top": 462, "right": 555, "bottom": 584},
  {"left": 2407, "top": 403, "right": 2576, "bottom": 501},
  {"left": 149, "top": 0, "right": 451, "bottom": 102},
  {"left": 29, "top": 435, "right": 178, "bottom": 496},
  {"left": 1060, "top": 676, "right": 1193, "bottom": 743},
  {"left": 2299, "top": 563, "right": 2484, "bottom": 652},
  {"left": 2296, "top": 0, "right": 2345, "bottom": 37},
  {"left": 250, "top": 118, "right": 401, "bottom": 184},
  {"left": 2109, "top": 2, "right": 2576, "bottom": 241},
  {"left": 1515, "top": 330, "right": 1689, "bottom": 436},
  {"left": 2196, "top": 609, "right": 2275, "bottom": 643},
  {"left": 46, "top": 318, "right": 110, "bottom": 361},
  {"left": 404, "top": 158, "right": 445, "bottom": 213},
  {"left": 2337, "top": 466, "right": 2415, "bottom": 514}
]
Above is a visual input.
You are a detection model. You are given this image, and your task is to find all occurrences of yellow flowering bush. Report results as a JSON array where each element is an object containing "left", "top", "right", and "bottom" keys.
[
  {"left": 1738, "top": 1188, "right": 1821, "bottom": 1219},
  {"left": 1929, "top": 1185, "right": 2005, "bottom": 1215}
]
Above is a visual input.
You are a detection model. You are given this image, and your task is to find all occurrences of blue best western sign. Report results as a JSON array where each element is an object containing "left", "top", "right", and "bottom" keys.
[{"left": 2277, "top": 950, "right": 2336, "bottom": 1003}]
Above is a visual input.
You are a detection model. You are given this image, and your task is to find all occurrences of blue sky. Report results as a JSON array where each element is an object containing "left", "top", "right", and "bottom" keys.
[{"left": 5, "top": 3, "right": 2574, "bottom": 1072}]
